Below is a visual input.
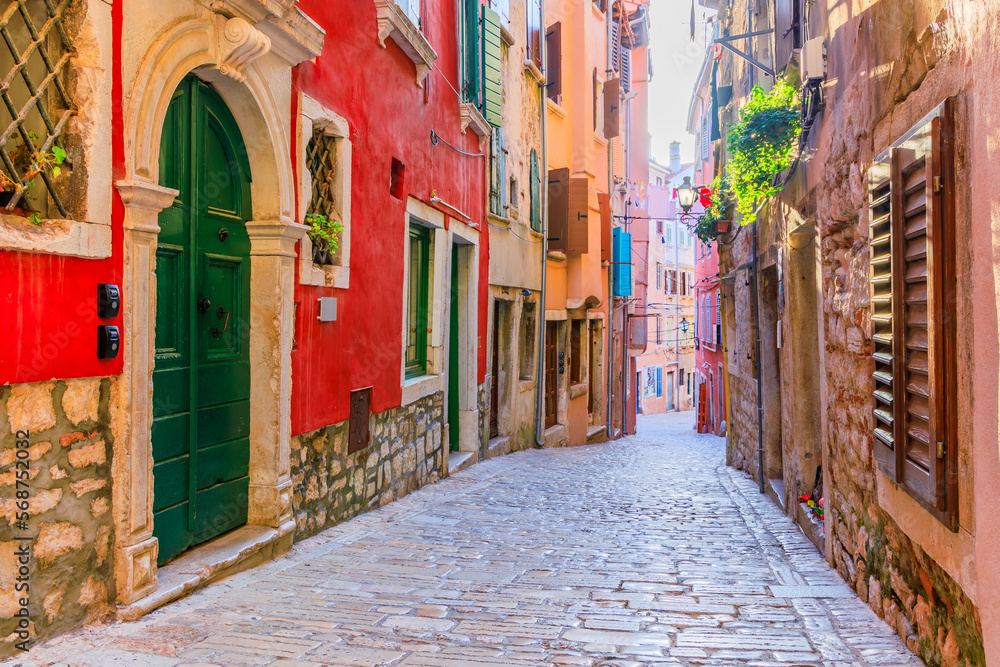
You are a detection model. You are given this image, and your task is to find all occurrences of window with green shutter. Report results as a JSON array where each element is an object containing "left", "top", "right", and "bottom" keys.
[
  {"left": 462, "top": 0, "right": 480, "bottom": 106},
  {"left": 482, "top": 7, "right": 503, "bottom": 127},
  {"left": 489, "top": 128, "right": 505, "bottom": 216},
  {"left": 530, "top": 149, "right": 541, "bottom": 232},
  {"left": 406, "top": 223, "right": 431, "bottom": 378}
]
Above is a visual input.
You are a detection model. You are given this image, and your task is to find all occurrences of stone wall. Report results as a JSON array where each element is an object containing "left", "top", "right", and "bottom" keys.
[
  {"left": 0, "top": 379, "right": 115, "bottom": 657},
  {"left": 290, "top": 392, "right": 446, "bottom": 541},
  {"left": 715, "top": 0, "right": 986, "bottom": 663}
]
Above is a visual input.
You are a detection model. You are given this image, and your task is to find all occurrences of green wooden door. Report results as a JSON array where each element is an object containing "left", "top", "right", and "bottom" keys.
[
  {"left": 449, "top": 245, "right": 460, "bottom": 452},
  {"left": 152, "top": 75, "right": 253, "bottom": 565}
]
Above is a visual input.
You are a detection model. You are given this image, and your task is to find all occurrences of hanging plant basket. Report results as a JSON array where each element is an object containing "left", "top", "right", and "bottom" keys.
[{"left": 715, "top": 219, "right": 732, "bottom": 234}]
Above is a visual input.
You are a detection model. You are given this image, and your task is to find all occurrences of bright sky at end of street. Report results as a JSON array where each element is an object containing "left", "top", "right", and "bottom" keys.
[{"left": 646, "top": 0, "right": 716, "bottom": 167}]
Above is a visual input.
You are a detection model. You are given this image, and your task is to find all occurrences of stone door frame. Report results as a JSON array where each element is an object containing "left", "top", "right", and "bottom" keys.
[{"left": 112, "top": 13, "right": 317, "bottom": 605}]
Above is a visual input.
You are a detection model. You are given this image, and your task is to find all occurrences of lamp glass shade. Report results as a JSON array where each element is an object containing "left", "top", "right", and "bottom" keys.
[
  {"left": 680, "top": 317, "right": 690, "bottom": 332},
  {"left": 677, "top": 176, "right": 697, "bottom": 212}
]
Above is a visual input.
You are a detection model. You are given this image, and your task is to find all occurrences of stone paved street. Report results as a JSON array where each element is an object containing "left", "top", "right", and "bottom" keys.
[{"left": 8, "top": 413, "right": 923, "bottom": 667}]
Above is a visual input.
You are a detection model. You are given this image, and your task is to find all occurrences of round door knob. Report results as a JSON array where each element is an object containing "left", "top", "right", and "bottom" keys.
[{"left": 198, "top": 298, "right": 211, "bottom": 312}]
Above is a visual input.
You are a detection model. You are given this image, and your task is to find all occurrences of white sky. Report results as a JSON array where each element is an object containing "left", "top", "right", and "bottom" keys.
[{"left": 646, "top": 0, "right": 717, "bottom": 166}]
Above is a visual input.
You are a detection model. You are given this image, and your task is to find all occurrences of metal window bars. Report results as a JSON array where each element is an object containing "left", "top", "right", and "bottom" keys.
[
  {"left": 0, "top": 0, "right": 76, "bottom": 216},
  {"left": 306, "top": 127, "right": 338, "bottom": 265}
]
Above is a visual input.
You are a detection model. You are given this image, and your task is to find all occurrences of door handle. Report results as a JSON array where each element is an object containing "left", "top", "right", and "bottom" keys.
[
  {"left": 197, "top": 298, "right": 211, "bottom": 312},
  {"left": 212, "top": 306, "right": 230, "bottom": 339}
]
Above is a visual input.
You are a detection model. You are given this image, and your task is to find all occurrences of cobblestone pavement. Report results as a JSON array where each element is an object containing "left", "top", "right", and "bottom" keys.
[{"left": 9, "top": 412, "right": 923, "bottom": 667}]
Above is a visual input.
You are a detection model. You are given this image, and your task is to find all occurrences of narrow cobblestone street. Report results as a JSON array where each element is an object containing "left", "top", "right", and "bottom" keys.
[{"left": 10, "top": 413, "right": 923, "bottom": 667}]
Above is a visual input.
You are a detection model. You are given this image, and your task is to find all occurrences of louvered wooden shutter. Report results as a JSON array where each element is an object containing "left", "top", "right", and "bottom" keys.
[
  {"left": 489, "top": 129, "right": 503, "bottom": 215},
  {"left": 611, "top": 21, "right": 620, "bottom": 71},
  {"left": 463, "top": 0, "right": 480, "bottom": 105},
  {"left": 546, "top": 22, "right": 562, "bottom": 100},
  {"left": 621, "top": 46, "right": 631, "bottom": 94},
  {"left": 530, "top": 149, "right": 541, "bottom": 232},
  {"left": 869, "top": 99, "right": 957, "bottom": 527},
  {"left": 482, "top": 7, "right": 503, "bottom": 127},
  {"left": 599, "top": 193, "right": 611, "bottom": 261}
]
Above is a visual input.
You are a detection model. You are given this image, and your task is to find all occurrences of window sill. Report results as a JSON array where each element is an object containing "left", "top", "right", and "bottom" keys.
[
  {"left": 487, "top": 212, "right": 512, "bottom": 227},
  {"left": 569, "top": 382, "right": 588, "bottom": 399},
  {"left": 402, "top": 372, "right": 442, "bottom": 405},
  {"left": 524, "top": 59, "right": 545, "bottom": 86},
  {"left": 299, "top": 235, "right": 349, "bottom": 289},
  {"left": 593, "top": 132, "right": 609, "bottom": 147},
  {"left": 547, "top": 250, "right": 566, "bottom": 262},
  {"left": 518, "top": 378, "right": 535, "bottom": 392},
  {"left": 546, "top": 97, "right": 567, "bottom": 119},
  {"left": 0, "top": 214, "right": 112, "bottom": 259},
  {"left": 374, "top": 0, "right": 438, "bottom": 88},
  {"left": 500, "top": 23, "right": 515, "bottom": 47}
]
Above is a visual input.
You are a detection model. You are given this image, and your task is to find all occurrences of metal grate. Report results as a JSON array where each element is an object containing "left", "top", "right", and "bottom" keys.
[
  {"left": 306, "top": 127, "right": 339, "bottom": 265},
  {"left": 0, "top": 0, "right": 76, "bottom": 216}
]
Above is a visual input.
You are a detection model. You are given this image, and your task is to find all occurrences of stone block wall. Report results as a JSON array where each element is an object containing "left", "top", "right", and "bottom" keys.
[
  {"left": 290, "top": 392, "right": 446, "bottom": 541},
  {"left": 0, "top": 378, "right": 115, "bottom": 657}
]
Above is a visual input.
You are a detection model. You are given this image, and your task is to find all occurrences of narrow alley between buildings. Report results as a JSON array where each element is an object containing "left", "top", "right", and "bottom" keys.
[{"left": 11, "top": 413, "right": 922, "bottom": 667}]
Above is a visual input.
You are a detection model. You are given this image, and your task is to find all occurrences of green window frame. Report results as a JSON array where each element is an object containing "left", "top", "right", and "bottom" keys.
[{"left": 406, "top": 223, "right": 431, "bottom": 379}]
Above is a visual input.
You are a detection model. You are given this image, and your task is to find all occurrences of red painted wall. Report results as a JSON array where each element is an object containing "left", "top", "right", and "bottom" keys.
[
  {"left": 291, "top": 0, "right": 488, "bottom": 435},
  {"left": 0, "top": 4, "right": 125, "bottom": 386}
]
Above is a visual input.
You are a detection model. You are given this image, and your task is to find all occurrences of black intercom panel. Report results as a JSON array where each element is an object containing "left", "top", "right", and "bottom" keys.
[
  {"left": 97, "top": 284, "right": 120, "bottom": 319},
  {"left": 97, "top": 325, "right": 120, "bottom": 359}
]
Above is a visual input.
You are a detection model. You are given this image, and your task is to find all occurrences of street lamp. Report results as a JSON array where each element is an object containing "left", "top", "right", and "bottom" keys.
[
  {"left": 677, "top": 176, "right": 698, "bottom": 216},
  {"left": 680, "top": 317, "right": 689, "bottom": 333}
]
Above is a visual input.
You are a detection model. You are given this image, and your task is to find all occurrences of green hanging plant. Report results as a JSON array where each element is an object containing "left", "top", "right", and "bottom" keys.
[
  {"left": 692, "top": 175, "right": 732, "bottom": 244},
  {"left": 726, "top": 81, "right": 801, "bottom": 225}
]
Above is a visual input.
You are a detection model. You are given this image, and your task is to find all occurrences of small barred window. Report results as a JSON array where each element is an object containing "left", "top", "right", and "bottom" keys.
[{"left": 0, "top": 0, "right": 77, "bottom": 219}]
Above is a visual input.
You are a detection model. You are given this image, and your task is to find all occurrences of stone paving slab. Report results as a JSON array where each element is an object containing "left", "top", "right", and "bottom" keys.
[{"left": 5, "top": 412, "right": 924, "bottom": 667}]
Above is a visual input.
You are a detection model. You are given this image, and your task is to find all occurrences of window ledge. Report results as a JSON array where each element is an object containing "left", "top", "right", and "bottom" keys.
[
  {"left": 402, "top": 373, "right": 442, "bottom": 405},
  {"left": 569, "top": 382, "right": 588, "bottom": 399},
  {"left": 0, "top": 215, "right": 111, "bottom": 259},
  {"left": 298, "top": 234, "right": 349, "bottom": 289},
  {"left": 546, "top": 97, "right": 567, "bottom": 119},
  {"left": 592, "top": 3, "right": 607, "bottom": 20},
  {"left": 500, "top": 23, "right": 515, "bottom": 47},
  {"left": 487, "top": 212, "right": 512, "bottom": 227},
  {"left": 459, "top": 102, "right": 491, "bottom": 149},
  {"left": 524, "top": 59, "right": 545, "bottom": 86},
  {"left": 374, "top": 0, "right": 438, "bottom": 88},
  {"left": 547, "top": 250, "right": 567, "bottom": 262},
  {"left": 518, "top": 378, "right": 535, "bottom": 391},
  {"left": 593, "top": 132, "right": 609, "bottom": 147}
]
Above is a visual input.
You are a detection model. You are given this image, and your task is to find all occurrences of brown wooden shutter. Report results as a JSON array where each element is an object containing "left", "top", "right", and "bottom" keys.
[
  {"left": 870, "top": 99, "right": 957, "bottom": 528},
  {"left": 548, "top": 167, "right": 570, "bottom": 251},
  {"left": 869, "top": 154, "right": 896, "bottom": 479},
  {"left": 599, "top": 193, "right": 611, "bottom": 262},
  {"left": 566, "top": 177, "right": 590, "bottom": 254},
  {"left": 546, "top": 22, "right": 562, "bottom": 100},
  {"left": 604, "top": 77, "right": 620, "bottom": 139},
  {"left": 348, "top": 388, "right": 372, "bottom": 454}
]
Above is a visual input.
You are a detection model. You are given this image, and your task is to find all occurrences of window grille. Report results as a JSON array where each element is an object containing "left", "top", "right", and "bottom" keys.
[
  {"left": 306, "top": 127, "right": 339, "bottom": 265},
  {"left": 0, "top": 0, "right": 76, "bottom": 216}
]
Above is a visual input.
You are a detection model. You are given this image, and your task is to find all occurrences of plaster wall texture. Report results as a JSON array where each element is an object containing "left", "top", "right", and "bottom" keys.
[
  {"left": 714, "top": 0, "right": 991, "bottom": 662},
  {"left": 0, "top": 378, "right": 115, "bottom": 658}
]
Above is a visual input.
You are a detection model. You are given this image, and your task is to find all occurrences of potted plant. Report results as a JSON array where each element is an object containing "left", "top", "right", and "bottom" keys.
[
  {"left": 305, "top": 211, "right": 344, "bottom": 265},
  {"left": 691, "top": 175, "right": 732, "bottom": 244}
]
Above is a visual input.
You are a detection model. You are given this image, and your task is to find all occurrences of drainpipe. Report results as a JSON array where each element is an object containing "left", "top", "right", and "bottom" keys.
[
  {"left": 752, "top": 218, "right": 765, "bottom": 493},
  {"left": 605, "top": 1, "right": 615, "bottom": 437},
  {"left": 534, "top": 0, "right": 549, "bottom": 448}
]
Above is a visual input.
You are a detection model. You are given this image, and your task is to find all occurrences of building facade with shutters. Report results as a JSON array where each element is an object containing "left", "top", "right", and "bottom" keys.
[
  {"left": 0, "top": 0, "right": 501, "bottom": 654},
  {"left": 475, "top": 0, "right": 546, "bottom": 462},
  {"left": 636, "top": 154, "right": 696, "bottom": 415},
  {"left": 541, "top": 0, "right": 650, "bottom": 445},
  {"left": 700, "top": 0, "right": 1000, "bottom": 661}
]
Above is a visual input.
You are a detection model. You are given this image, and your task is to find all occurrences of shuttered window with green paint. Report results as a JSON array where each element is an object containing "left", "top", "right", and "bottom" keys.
[
  {"left": 489, "top": 128, "right": 505, "bottom": 216},
  {"left": 530, "top": 149, "right": 541, "bottom": 232},
  {"left": 462, "top": 0, "right": 480, "bottom": 105},
  {"left": 482, "top": 7, "right": 503, "bottom": 127}
]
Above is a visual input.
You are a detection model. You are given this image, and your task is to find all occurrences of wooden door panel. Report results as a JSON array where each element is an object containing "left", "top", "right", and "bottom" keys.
[{"left": 152, "top": 75, "right": 252, "bottom": 565}]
